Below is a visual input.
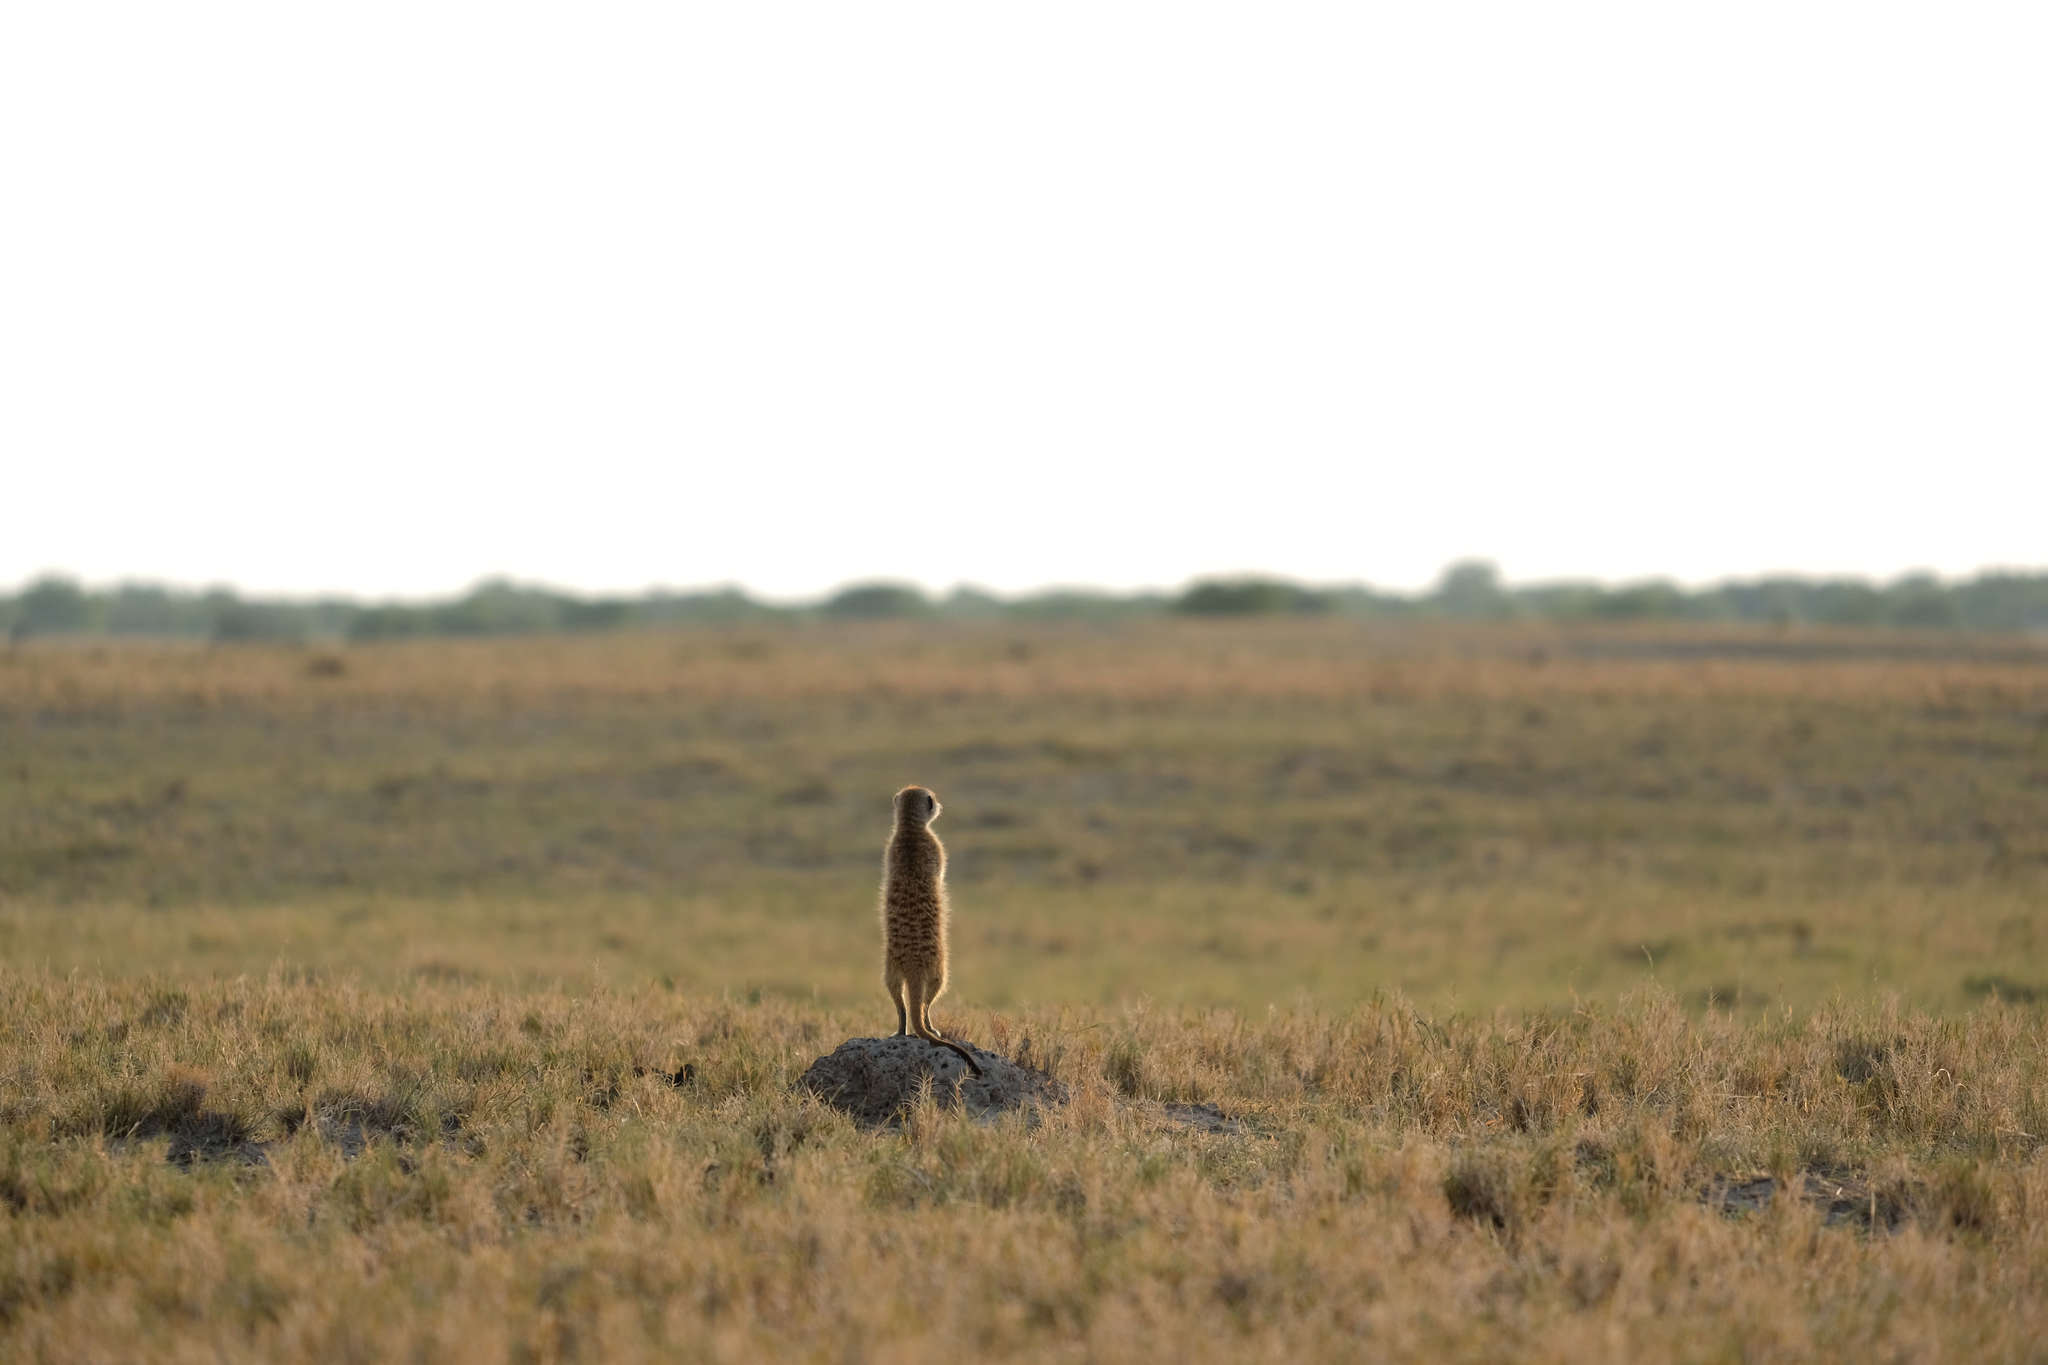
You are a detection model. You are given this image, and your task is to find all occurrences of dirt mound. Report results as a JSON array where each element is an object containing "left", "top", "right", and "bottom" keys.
[
  {"left": 1702, "top": 1171, "right": 1907, "bottom": 1230},
  {"left": 797, "top": 1035, "right": 1066, "bottom": 1128}
]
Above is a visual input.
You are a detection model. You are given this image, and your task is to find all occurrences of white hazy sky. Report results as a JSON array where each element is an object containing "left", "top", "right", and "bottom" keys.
[{"left": 3, "top": 4, "right": 2042, "bottom": 602}]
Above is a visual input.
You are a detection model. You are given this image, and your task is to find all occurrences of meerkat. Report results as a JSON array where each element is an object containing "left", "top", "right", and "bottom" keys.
[{"left": 880, "top": 784, "right": 983, "bottom": 1076}]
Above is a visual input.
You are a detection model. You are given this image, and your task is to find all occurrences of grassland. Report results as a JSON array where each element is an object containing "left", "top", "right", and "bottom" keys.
[{"left": 3, "top": 621, "right": 2046, "bottom": 1359}]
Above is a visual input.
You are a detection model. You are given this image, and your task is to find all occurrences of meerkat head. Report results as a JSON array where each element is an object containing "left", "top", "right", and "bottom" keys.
[{"left": 893, "top": 785, "right": 942, "bottom": 827}]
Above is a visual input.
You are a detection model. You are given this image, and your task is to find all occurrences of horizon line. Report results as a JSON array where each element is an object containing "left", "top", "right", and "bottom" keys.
[{"left": 6, "top": 561, "right": 2048, "bottom": 608}]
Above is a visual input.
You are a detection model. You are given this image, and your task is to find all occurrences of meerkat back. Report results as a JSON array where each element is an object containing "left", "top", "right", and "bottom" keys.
[{"left": 882, "top": 787, "right": 947, "bottom": 967}]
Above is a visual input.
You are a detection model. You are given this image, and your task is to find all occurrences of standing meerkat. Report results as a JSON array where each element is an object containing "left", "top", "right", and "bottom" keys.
[{"left": 880, "top": 784, "right": 983, "bottom": 1076}]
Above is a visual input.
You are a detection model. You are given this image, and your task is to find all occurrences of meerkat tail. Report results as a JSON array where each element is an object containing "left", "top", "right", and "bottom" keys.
[{"left": 911, "top": 1021, "right": 983, "bottom": 1076}]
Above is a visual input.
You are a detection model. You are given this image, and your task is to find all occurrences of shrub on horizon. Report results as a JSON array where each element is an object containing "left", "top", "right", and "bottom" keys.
[
  {"left": 822, "top": 582, "right": 933, "bottom": 619},
  {"left": 1173, "top": 578, "right": 1330, "bottom": 616}
]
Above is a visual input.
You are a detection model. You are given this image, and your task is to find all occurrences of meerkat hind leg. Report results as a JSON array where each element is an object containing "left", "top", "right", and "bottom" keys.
[
  {"left": 911, "top": 979, "right": 981, "bottom": 1076},
  {"left": 901, "top": 977, "right": 977, "bottom": 1073},
  {"left": 887, "top": 972, "right": 910, "bottom": 1037}
]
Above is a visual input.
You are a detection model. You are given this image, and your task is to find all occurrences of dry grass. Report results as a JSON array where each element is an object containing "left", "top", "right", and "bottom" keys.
[
  {"left": 3, "top": 621, "right": 2043, "bottom": 1011},
  {"left": 2, "top": 972, "right": 2045, "bottom": 1362},
  {"left": 3, "top": 621, "right": 2046, "bottom": 1358}
]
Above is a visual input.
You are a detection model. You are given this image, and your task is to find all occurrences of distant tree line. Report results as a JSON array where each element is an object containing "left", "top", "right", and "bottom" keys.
[{"left": 3, "top": 563, "right": 2046, "bottom": 642}]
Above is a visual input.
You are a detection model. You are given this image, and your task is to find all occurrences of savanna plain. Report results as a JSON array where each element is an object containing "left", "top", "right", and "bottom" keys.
[{"left": 3, "top": 620, "right": 2046, "bottom": 1362}]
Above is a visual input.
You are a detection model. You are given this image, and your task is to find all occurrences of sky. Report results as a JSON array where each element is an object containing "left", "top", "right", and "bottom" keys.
[{"left": 3, "top": 4, "right": 2043, "bottom": 602}]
